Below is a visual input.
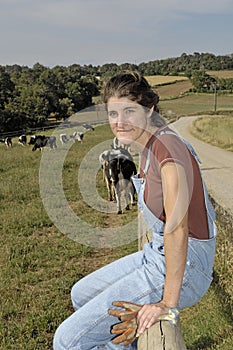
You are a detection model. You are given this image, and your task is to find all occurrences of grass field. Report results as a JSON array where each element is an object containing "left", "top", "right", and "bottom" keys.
[
  {"left": 207, "top": 70, "right": 233, "bottom": 79},
  {"left": 145, "top": 70, "right": 233, "bottom": 87},
  {"left": 190, "top": 116, "right": 233, "bottom": 152},
  {"left": 0, "top": 121, "right": 232, "bottom": 349},
  {"left": 159, "top": 93, "right": 233, "bottom": 118},
  {"left": 145, "top": 75, "right": 188, "bottom": 86},
  {"left": 155, "top": 80, "right": 193, "bottom": 99}
]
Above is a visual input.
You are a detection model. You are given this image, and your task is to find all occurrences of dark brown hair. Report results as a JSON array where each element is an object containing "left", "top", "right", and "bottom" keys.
[{"left": 102, "top": 71, "right": 166, "bottom": 127}]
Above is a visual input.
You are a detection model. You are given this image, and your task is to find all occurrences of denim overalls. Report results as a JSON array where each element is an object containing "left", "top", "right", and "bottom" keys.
[{"left": 53, "top": 131, "right": 217, "bottom": 350}]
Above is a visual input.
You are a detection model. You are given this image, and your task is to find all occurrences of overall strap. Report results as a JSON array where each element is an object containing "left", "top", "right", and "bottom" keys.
[
  {"left": 159, "top": 130, "right": 202, "bottom": 164},
  {"left": 143, "top": 144, "right": 152, "bottom": 175},
  {"left": 143, "top": 129, "right": 201, "bottom": 175}
]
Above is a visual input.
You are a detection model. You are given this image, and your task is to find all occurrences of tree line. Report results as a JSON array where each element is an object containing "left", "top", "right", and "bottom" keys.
[
  {"left": 1, "top": 52, "right": 233, "bottom": 133},
  {"left": 0, "top": 63, "right": 99, "bottom": 134}
]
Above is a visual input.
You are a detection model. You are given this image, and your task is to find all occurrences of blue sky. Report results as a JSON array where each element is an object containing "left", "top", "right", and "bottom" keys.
[{"left": 1, "top": 0, "right": 233, "bottom": 68}]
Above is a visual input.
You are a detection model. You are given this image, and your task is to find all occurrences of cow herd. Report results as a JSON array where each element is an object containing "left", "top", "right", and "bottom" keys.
[
  {"left": 0, "top": 122, "right": 96, "bottom": 151},
  {"left": 1, "top": 130, "right": 88, "bottom": 151},
  {"left": 1, "top": 128, "right": 138, "bottom": 214}
]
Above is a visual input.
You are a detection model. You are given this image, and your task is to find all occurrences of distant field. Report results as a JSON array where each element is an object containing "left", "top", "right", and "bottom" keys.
[
  {"left": 159, "top": 93, "right": 233, "bottom": 117},
  {"left": 155, "top": 80, "right": 193, "bottom": 99},
  {"left": 145, "top": 75, "right": 188, "bottom": 86},
  {"left": 146, "top": 71, "right": 233, "bottom": 84},
  {"left": 191, "top": 116, "right": 233, "bottom": 152},
  {"left": 207, "top": 70, "right": 233, "bottom": 78}
]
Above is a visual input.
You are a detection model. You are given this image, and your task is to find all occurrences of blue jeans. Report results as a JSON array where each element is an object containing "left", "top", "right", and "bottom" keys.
[{"left": 53, "top": 233, "right": 215, "bottom": 350}]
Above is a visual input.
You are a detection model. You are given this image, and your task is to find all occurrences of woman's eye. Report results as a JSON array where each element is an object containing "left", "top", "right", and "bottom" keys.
[
  {"left": 125, "top": 109, "right": 136, "bottom": 114},
  {"left": 108, "top": 111, "right": 118, "bottom": 118}
]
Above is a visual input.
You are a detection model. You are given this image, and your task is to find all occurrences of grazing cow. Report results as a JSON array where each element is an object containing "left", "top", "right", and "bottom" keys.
[
  {"left": 31, "top": 135, "right": 57, "bottom": 151},
  {"left": 18, "top": 134, "right": 27, "bottom": 146},
  {"left": 46, "top": 136, "right": 57, "bottom": 149},
  {"left": 83, "top": 123, "right": 94, "bottom": 131},
  {"left": 59, "top": 133, "right": 70, "bottom": 145},
  {"left": 28, "top": 135, "right": 46, "bottom": 145},
  {"left": 0, "top": 137, "right": 12, "bottom": 148},
  {"left": 70, "top": 131, "right": 84, "bottom": 143},
  {"left": 99, "top": 148, "right": 137, "bottom": 214},
  {"left": 60, "top": 132, "right": 84, "bottom": 145}
]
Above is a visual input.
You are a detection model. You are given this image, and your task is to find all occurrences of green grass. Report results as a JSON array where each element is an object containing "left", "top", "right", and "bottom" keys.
[
  {"left": 207, "top": 70, "right": 233, "bottom": 79},
  {"left": 190, "top": 116, "right": 233, "bottom": 151},
  {"left": 0, "top": 123, "right": 232, "bottom": 349},
  {"left": 182, "top": 199, "right": 233, "bottom": 349},
  {"left": 159, "top": 93, "right": 233, "bottom": 118}
]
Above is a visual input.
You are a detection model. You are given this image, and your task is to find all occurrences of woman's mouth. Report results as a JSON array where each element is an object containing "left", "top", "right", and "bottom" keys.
[{"left": 117, "top": 129, "right": 133, "bottom": 134}]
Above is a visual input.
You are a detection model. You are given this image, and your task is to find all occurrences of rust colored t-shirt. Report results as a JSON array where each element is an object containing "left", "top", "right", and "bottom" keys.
[{"left": 139, "top": 126, "right": 209, "bottom": 239}]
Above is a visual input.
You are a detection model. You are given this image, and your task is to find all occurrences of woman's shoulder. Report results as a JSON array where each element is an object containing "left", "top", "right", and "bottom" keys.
[
  {"left": 152, "top": 126, "right": 185, "bottom": 150},
  {"left": 156, "top": 125, "right": 179, "bottom": 138},
  {"left": 151, "top": 126, "right": 191, "bottom": 166}
]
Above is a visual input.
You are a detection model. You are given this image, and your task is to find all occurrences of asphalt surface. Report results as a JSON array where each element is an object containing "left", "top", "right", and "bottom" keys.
[{"left": 172, "top": 116, "right": 233, "bottom": 216}]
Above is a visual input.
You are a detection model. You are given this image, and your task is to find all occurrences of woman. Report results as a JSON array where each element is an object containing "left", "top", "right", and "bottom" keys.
[{"left": 53, "top": 71, "right": 217, "bottom": 349}]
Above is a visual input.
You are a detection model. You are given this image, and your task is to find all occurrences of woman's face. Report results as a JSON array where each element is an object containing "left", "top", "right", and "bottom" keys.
[{"left": 107, "top": 96, "right": 152, "bottom": 147}]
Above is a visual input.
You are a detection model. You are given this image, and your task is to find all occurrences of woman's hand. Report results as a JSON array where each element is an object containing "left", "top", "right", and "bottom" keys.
[{"left": 136, "top": 302, "right": 170, "bottom": 337}]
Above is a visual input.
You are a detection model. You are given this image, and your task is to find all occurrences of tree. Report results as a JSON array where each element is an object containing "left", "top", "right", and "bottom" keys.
[
  {"left": 191, "top": 70, "right": 216, "bottom": 92},
  {"left": 58, "top": 97, "right": 74, "bottom": 120},
  {"left": 0, "top": 67, "right": 15, "bottom": 108}
]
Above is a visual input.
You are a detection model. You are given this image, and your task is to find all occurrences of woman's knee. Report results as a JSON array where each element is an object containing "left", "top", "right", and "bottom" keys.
[
  {"left": 71, "top": 282, "right": 82, "bottom": 310},
  {"left": 53, "top": 322, "right": 70, "bottom": 350},
  {"left": 71, "top": 278, "right": 101, "bottom": 310}
]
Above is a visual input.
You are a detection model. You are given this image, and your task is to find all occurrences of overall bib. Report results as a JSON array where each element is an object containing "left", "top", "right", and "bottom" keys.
[{"left": 53, "top": 131, "right": 216, "bottom": 350}]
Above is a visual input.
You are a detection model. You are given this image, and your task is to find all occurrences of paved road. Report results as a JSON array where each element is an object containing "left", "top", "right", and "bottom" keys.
[{"left": 171, "top": 116, "right": 233, "bottom": 216}]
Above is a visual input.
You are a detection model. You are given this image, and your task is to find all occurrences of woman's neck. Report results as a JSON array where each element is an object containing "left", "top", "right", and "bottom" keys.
[{"left": 133, "top": 126, "right": 159, "bottom": 152}]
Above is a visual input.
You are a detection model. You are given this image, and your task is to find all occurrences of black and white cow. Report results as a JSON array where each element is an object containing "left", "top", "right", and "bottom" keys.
[
  {"left": 28, "top": 135, "right": 46, "bottom": 145},
  {"left": 0, "top": 137, "right": 12, "bottom": 148},
  {"left": 30, "top": 135, "right": 57, "bottom": 151},
  {"left": 99, "top": 148, "right": 134, "bottom": 167},
  {"left": 46, "top": 136, "right": 57, "bottom": 149},
  {"left": 18, "top": 134, "right": 27, "bottom": 146},
  {"left": 99, "top": 148, "right": 137, "bottom": 214},
  {"left": 70, "top": 131, "right": 84, "bottom": 143},
  {"left": 83, "top": 123, "right": 94, "bottom": 131},
  {"left": 60, "top": 131, "right": 84, "bottom": 145},
  {"left": 59, "top": 133, "right": 70, "bottom": 145}
]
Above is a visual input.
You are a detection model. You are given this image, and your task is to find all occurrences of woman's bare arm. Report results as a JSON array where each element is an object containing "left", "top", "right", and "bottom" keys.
[{"left": 136, "top": 162, "right": 189, "bottom": 335}]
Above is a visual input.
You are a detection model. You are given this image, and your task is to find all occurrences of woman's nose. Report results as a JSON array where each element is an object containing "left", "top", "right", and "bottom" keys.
[{"left": 117, "top": 112, "right": 126, "bottom": 125}]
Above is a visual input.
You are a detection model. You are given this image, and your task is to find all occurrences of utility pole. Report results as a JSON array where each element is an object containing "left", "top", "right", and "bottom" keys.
[{"left": 213, "top": 83, "right": 217, "bottom": 113}]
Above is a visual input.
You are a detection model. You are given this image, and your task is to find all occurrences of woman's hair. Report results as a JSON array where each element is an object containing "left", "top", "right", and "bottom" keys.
[{"left": 102, "top": 71, "right": 166, "bottom": 127}]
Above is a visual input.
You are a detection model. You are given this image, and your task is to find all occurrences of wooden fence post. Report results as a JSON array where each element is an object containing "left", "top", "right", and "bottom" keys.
[{"left": 137, "top": 212, "right": 187, "bottom": 350}]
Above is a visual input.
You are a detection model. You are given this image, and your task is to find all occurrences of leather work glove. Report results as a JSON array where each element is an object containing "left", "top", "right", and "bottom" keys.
[
  {"left": 108, "top": 301, "right": 142, "bottom": 346},
  {"left": 108, "top": 301, "right": 180, "bottom": 345}
]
